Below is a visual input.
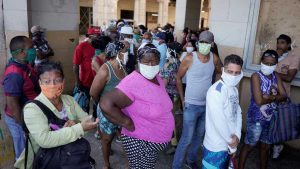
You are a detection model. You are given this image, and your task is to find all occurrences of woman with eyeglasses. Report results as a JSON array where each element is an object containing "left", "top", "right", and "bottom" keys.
[
  {"left": 100, "top": 44, "right": 175, "bottom": 169},
  {"left": 14, "top": 62, "right": 98, "bottom": 169},
  {"left": 239, "top": 50, "right": 287, "bottom": 169}
]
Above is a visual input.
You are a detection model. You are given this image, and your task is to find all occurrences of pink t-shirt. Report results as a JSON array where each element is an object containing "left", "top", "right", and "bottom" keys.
[{"left": 116, "top": 71, "right": 175, "bottom": 143}]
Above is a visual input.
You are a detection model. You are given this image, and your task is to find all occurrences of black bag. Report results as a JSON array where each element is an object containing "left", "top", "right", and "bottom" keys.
[{"left": 23, "top": 100, "right": 95, "bottom": 169}]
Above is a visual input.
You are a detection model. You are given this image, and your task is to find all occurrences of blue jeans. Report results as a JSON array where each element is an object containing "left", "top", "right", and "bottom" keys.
[
  {"left": 172, "top": 103, "right": 206, "bottom": 169},
  {"left": 4, "top": 114, "right": 25, "bottom": 160}
]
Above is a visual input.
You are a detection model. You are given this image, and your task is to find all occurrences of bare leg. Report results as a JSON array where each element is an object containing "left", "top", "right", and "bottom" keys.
[
  {"left": 260, "top": 142, "right": 270, "bottom": 169},
  {"left": 100, "top": 132, "right": 115, "bottom": 169},
  {"left": 239, "top": 144, "right": 254, "bottom": 169}
]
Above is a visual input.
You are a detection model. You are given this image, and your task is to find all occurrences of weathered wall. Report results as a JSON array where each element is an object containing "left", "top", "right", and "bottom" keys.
[
  {"left": 30, "top": 0, "right": 79, "bottom": 94},
  {"left": 252, "top": 0, "right": 300, "bottom": 64},
  {"left": 80, "top": 0, "right": 93, "bottom": 7}
]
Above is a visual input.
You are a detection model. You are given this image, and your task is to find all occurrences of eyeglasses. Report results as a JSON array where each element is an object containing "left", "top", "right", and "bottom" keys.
[
  {"left": 40, "top": 78, "right": 64, "bottom": 85},
  {"left": 263, "top": 53, "right": 276, "bottom": 58}
]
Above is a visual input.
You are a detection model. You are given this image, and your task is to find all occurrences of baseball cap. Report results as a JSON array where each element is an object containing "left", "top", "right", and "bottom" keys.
[
  {"left": 156, "top": 32, "right": 166, "bottom": 41},
  {"left": 87, "top": 27, "right": 101, "bottom": 35},
  {"left": 199, "top": 31, "right": 214, "bottom": 43}
]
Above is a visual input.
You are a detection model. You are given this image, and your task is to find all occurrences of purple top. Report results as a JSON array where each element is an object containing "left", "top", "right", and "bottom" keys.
[
  {"left": 248, "top": 71, "right": 278, "bottom": 122},
  {"left": 116, "top": 71, "right": 175, "bottom": 143}
]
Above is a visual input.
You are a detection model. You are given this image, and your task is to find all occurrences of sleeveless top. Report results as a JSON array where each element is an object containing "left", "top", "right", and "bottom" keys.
[
  {"left": 185, "top": 52, "right": 215, "bottom": 105},
  {"left": 100, "top": 62, "right": 125, "bottom": 98},
  {"left": 247, "top": 71, "right": 278, "bottom": 122}
]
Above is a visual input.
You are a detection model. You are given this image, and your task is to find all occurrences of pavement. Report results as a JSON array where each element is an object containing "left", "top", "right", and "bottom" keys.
[{"left": 86, "top": 130, "right": 300, "bottom": 169}]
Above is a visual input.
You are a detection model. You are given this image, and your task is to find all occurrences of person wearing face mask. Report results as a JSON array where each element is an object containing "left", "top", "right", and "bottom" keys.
[
  {"left": 31, "top": 25, "right": 54, "bottom": 67},
  {"left": 141, "top": 32, "right": 152, "bottom": 44},
  {"left": 14, "top": 62, "right": 98, "bottom": 169},
  {"left": 202, "top": 55, "right": 244, "bottom": 169},
  {"left": 273, "top": 34, "right": 300, "bottom": 159},
  {"left": 152, "top": 32, "right": 168, "bottom": 70},
  {"left": 73, "top": 27, "right": 101, "bottom": 113},
  {"left": 120, "top": 26, "right": 137, "bottom": 74},
  {"left": 90, "top": 41, "right": 128, "bottom": 169},
  {"left": 239, "top": 50, "right": 287, "bottom": 169},
  {"left": 99, "top": 44, "right": 175, "bottom": 169},
  {"left": 173, "top": 30, "right": 223, "bottom": 169},
  {"left": 2, "top": 36, "right": 40, "bottom": 161}
]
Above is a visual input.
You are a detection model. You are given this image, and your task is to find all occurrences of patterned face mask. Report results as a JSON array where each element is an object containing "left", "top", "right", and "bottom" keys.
[{"left": 198, "top": 43, "right": 211, "bottom": 56}]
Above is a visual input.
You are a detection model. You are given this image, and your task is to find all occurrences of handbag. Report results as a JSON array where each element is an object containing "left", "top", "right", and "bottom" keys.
[
  {"left": 268, "top": 99, "right": 300, "bottom": 144},
  {"left": 23, "top": 100, "right": 95, "bottom": 169}
]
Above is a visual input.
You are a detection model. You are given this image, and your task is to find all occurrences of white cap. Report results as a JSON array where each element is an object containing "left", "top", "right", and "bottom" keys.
[
  {"left": 31, "top": 25, "right": 46, "bottom": 34},
  {"left": 120, "top": 26, "right": 133, "bottom": 35}
]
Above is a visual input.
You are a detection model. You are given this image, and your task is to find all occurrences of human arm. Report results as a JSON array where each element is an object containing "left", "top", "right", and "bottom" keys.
[
  {"left": 100, "top": 89, "right": 134, "bottom": 131},
  {"left": 90, "top": 64, "right": 109, "bottom": 103},
  {"left": 251, "top": 73, "right": 276, "bottom": 105},
  {"left": 213, "top": 53, "right": 223, "bottom": 81},
  {"left": 274, "top": 73, "right": 287, "bottom": 102},
  {"left": 277, "top": 69, "right": 298, "bottom": 83},
  {"left": 176, "top": 54, "right": 192, "bottom": 107},
  {"left": 6, "top": 96, "right": 22, "bottom": 124}
]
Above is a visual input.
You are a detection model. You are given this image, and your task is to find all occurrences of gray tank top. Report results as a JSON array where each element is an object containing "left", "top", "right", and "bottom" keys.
[{"left": 185, "top": 52, "right": 215, "bottom": 105}]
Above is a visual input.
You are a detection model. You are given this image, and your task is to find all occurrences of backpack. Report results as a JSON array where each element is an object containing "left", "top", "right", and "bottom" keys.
[
  {"left": 73, "top": 87, "right": 89, "bottom": 112},
  {"left": 23, "top": 100, "right": 95, "bottom": 169}
]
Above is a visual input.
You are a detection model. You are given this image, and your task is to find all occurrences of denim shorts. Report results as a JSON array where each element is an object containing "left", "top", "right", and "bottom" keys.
[
  {"left": 244, "top": 120, "right": 271, "bottom": 146},
  {"left": 97, "top": 106, "right": 119, "bottom": 135}
]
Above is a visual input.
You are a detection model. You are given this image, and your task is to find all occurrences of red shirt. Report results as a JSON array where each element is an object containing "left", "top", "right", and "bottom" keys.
[{"left": 73, "top": 41, "right": 95, "bottom": 88}]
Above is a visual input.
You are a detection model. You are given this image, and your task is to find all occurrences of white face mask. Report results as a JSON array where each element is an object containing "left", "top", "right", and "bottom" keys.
[
  {"left": 261, "top": 63, "right": 277, "bottom": 76},
  {"left": 124, "top": 38, "right": 133, "bottom": 44},
  {"left": 139, "top": 63, "right": 160, "bottom": 80},
  {"left": 121, "top": 52, "right": 129, "bottom": 64},
  {"left": 186, "top": 47, "right": 194, "bottom": 53},
  {"left": 152, "top": 39, "right": 160, "bottom": 47},
  {"left": 221, "top": 68, "right": 243, "bottom": 87}
]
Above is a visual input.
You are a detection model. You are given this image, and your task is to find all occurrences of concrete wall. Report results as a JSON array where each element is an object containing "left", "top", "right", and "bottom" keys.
[
  {"left": 210, "top": 0, "right": 300, "bottom": 149},
  {"left": 117, "top": 0, "right": 135, "bottom": 19},
  {"left": 30, "top": 0, "right": 79, "bottom": 93},
  {"left": 80, "top": 0, "right": 93, "bottom": 7}
]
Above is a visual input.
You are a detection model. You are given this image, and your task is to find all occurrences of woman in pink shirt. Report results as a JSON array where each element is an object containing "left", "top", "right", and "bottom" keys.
[{"left": 100, "top": 44, "right": 175, "bottom": 169}]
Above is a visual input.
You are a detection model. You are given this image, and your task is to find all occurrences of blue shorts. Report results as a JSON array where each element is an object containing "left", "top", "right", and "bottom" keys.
[
  {"left": 202, "top": 147, "right": 230, "bottom": 169},
  {"left": 97, "top": 106, "right": 119, "bottom": 135},
  {"left": 244, "top": 120, "right": 271, "bottom": 146}
]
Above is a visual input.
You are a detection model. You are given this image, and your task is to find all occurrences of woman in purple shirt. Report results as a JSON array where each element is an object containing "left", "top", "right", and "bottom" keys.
[{"left": 100, "top": 44, "right": 175, "bottom": 169}]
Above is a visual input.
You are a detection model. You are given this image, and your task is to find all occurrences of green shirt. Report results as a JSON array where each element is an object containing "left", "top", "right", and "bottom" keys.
[{"left": 14, "top": 93, "right": 87, "bottom": 169}]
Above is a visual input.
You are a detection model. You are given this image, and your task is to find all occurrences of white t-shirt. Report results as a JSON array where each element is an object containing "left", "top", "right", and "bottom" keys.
[{"left": 203, "top": 80, "right": 242, "bottom": 153}]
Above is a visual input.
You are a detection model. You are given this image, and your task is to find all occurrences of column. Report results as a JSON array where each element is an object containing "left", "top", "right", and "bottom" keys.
[
  {"left": 174, "top": 0, "right": 201, "bottom": 42},
  {"left": 93, "top": 0, "right": 118, "bottom": 27},
  {"left": 134, "top": 0, "right": 146, "bottom": 26},
  {"left": 157, "top": 0, "right": 169, "bottom": 27}
]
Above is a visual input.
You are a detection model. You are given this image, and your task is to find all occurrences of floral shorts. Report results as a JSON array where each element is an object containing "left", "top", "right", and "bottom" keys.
[{"left": 97, "top": 105, "right": 119, "bottom": 135}]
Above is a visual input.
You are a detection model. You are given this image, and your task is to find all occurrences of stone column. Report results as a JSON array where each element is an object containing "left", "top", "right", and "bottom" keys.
[
  {"left": 157, "top": 0, "right": 169, "bottom": 27},
  {"left": 134, "top": 0, "right": 146, "bottom": 26},
  {"left": 174, "top": 0, "right": 201, "bottom": 42},
  {"left": 93, "top": 0, "right": 118, "bottom": 27}
]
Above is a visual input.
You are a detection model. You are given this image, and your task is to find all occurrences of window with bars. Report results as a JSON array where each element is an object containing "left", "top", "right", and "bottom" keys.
[{"left": 79, "top": 7, "right": 93, "bottom": 35}]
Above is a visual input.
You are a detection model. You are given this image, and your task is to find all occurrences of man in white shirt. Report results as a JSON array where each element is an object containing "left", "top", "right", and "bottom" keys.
[{"left": 202, "top": 54, "right": 244, "bottom": 168}]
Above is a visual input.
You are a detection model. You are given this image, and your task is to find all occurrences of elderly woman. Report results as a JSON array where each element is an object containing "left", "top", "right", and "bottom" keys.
[
  {"left": 14, "top": 62, "right": 98, "bottom": 169},
  {"left": 100, "top": 44, "right": 175, "bottom": 169},
  {"left": 90, "top": 41, "right": 128, "bottom": 169}
]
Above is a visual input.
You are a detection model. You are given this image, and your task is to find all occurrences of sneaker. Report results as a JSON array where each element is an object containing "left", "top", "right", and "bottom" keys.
[
  {"left": 273, "top": 144, "right": 284, "bottom": 159},
  {"left": 185, "top": 162, "right": 198, "bottom": 169}
]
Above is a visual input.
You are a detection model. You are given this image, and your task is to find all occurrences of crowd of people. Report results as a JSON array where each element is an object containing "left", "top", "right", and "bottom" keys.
[{"left": 1, "top": 18, "right": 299, "bottom": 169}]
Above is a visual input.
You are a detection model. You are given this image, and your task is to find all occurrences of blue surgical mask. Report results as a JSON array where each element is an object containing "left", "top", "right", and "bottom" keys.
[{"left": 25, "top": 48, "right": 37, "bottom": 63}]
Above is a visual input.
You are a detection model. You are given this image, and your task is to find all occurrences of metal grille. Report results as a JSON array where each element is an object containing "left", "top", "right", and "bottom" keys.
[{"left": 79, "top": 7, "right": 93, "bottom": 35}]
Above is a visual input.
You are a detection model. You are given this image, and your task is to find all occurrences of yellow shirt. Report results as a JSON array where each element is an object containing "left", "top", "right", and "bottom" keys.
[{"left": 14, "top": 93, "right": 88, "bottom": 169}]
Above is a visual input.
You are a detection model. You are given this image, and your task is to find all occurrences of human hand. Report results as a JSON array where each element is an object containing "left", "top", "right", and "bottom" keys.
[
  {"left": 123, "top": 117, "right": 135, "bottom": 132},
  {"left": 81, "top": 115, "right": 99, "bottom": 131},
  {"left": 229, "top": 134, "right": 240, "bottom": 149},
  {"left": 63, "top": 120, "right": 76, "bottom": 127}
]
